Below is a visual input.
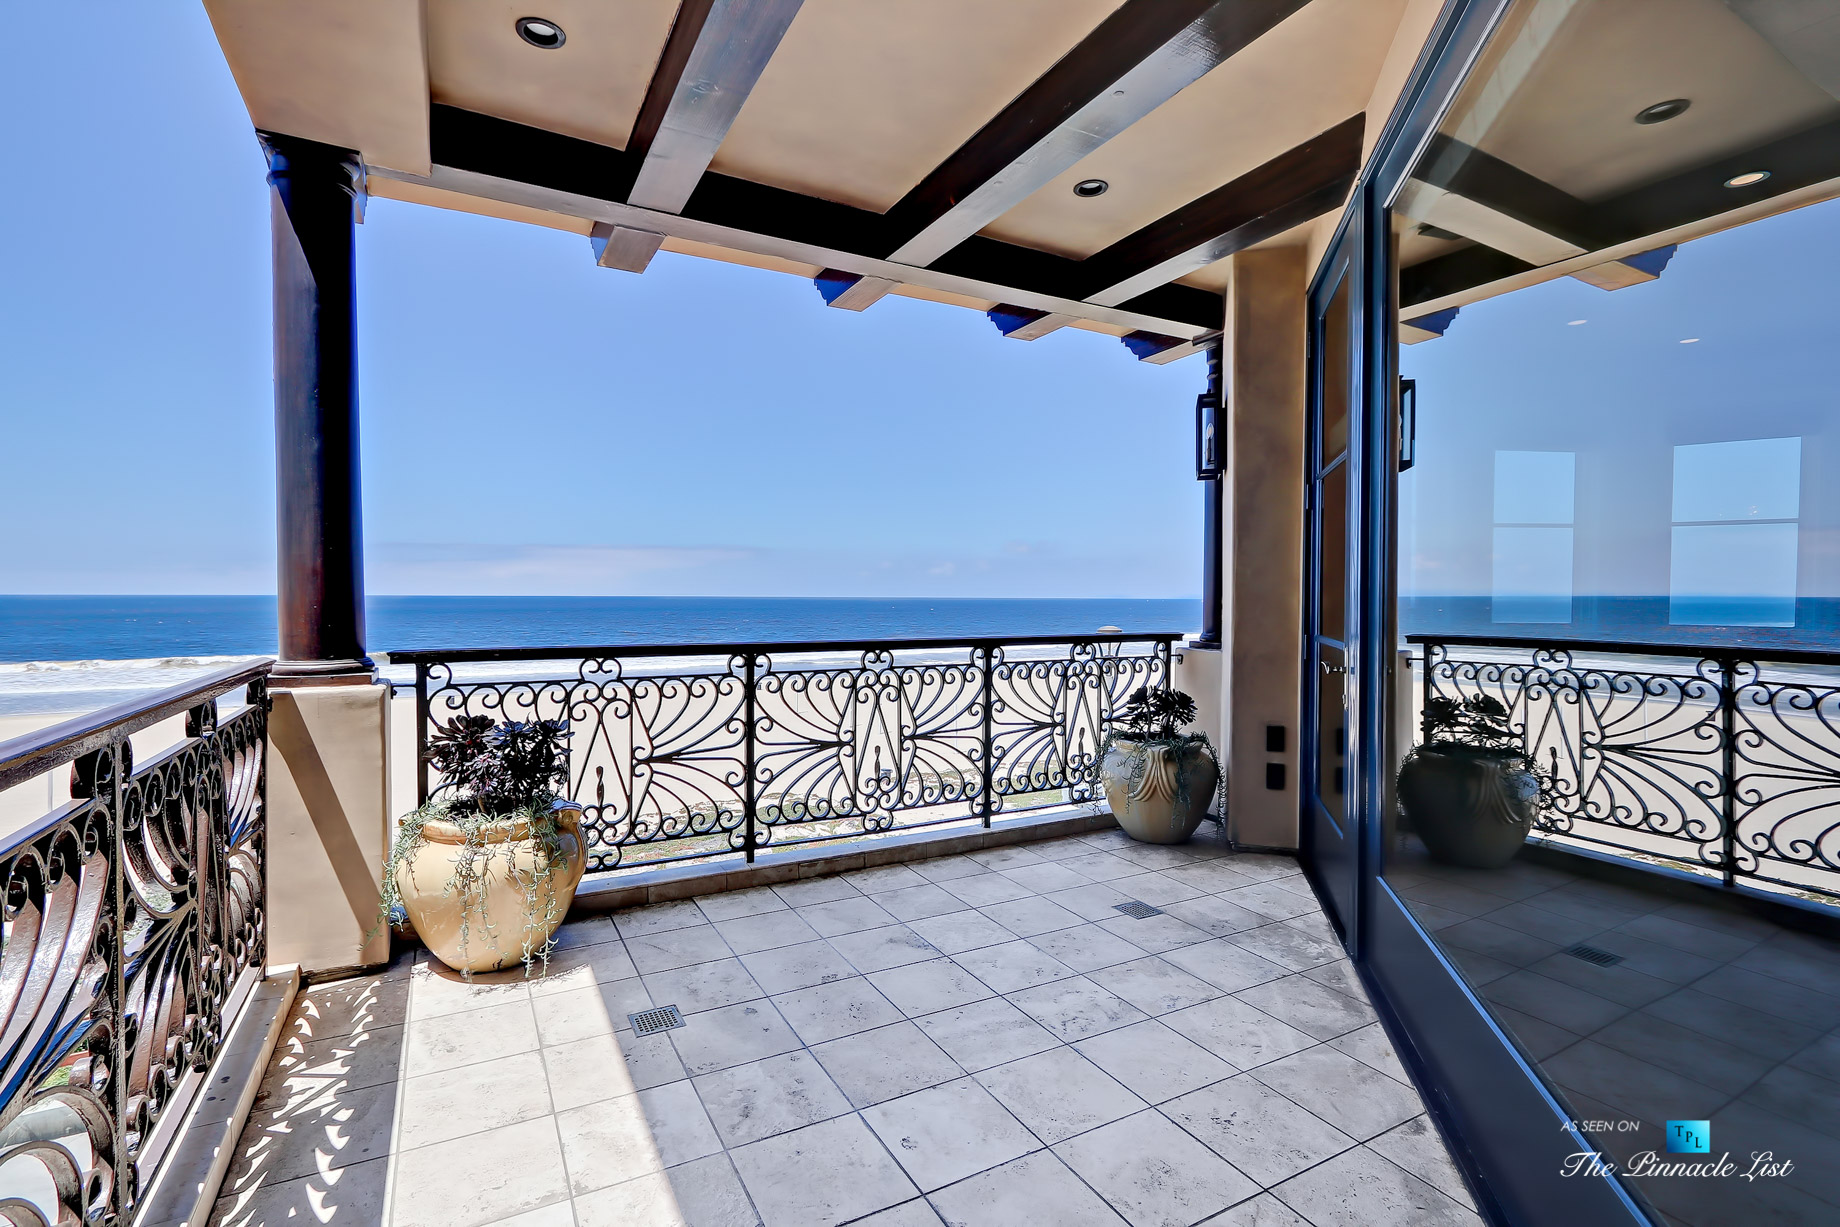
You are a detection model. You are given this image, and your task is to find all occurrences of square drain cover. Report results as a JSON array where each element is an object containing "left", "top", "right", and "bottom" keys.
[
  {"left": 1113, "top": 901, "right": 1163, "bottom": 919},
  {"left": 1562, "top": 944, "right": 1623, "bottom": 967},
  {"left": 629, "top": 1005, "right": 686, "bottom": 1036}
]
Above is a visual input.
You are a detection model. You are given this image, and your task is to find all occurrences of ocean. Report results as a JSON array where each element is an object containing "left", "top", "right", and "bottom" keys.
[
  {"left": 4, "top": 594, "right": 1832, "bottom": 720},
  {"left": 0, "top": 595, "right": 1201, "bottom": 717}
]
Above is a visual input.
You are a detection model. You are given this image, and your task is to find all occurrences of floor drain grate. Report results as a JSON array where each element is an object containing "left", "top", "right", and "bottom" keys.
[
  {"left": 629, "top": 1005, "right": 686, "bottom": 1035},
  {"left": 1113, "top": 901, "right": 1164, "bottom": 919},
  {"left": 1563, "top": 944, "right": 1623, "bottom": 967}
]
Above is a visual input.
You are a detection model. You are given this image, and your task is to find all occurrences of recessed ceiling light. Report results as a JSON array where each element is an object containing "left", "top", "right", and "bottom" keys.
[
  {"left": 1634, "top": 99, "right": 1690, "bottom": 125},
  {"left": 1073, "top": 179, "right": 1109, "bottom": 198},
  {"left": 515, "top": 17, "right": 566, "bottom": 48},
  {"left": 1724, "top": 170, "right": 1770, "bottom": 188}
]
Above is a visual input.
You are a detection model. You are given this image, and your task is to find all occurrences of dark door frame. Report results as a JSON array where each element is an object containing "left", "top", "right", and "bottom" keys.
[
  {"left": 1301, "top": 226, "right": 1362, "bottom": 953},
  {"left": 1299, "top": 0, "right": 1656, "bottom": 1222}
]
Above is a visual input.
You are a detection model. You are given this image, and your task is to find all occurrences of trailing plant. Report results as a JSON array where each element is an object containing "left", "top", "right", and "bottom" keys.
[
  {"left": 1101, "top": 686, "right": 1224, "bottom": 821},
  {"left": 377, "top": 716, "right": 578, "bottom": 975}
]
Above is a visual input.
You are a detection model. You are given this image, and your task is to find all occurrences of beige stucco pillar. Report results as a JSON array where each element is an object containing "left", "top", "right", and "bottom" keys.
[
  {"left": 266, "top": 682, "right": 392, "bottom": 974},
  {"left": 1221, "top": 247, "right": 1308, "bottom": 849}
]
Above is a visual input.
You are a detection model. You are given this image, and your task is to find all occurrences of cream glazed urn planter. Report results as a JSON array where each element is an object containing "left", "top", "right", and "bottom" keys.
[
  {"left": 1101, "top": 738, "right": 1220, "bottom": 844},
  {"left": 397, "top": 800, "right": 587, "bottom": 973}
]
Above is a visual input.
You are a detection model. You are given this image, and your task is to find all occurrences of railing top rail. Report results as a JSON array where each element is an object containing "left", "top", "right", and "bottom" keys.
[
  {"left": 1404, "top": 633, "right": 1840, "bottom": 667},
  {"left": 0, "top": 658, "right": 273, "bottom": 794},
  {"left": 386, "top": 631, "right": 1188, "bottom": 666}
]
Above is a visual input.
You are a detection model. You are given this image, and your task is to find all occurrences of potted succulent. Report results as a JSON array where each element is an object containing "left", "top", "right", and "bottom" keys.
[
  {"left": 1398, "top": 694, "right": 1545, "bottom": 869},
  {"left": 1100, "top": 687, "right": 1222, "bottom": 844},
  {"left": 382, "top": 716, "right": 586, "bottom": 973}
]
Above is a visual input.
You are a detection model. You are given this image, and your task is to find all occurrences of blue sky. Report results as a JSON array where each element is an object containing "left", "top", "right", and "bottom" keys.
[{"left": 0, "top": 3, "right": 1205, "bottom": 598}]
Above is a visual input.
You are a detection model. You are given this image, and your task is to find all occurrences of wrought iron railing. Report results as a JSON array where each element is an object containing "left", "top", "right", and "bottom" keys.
[
  {"left": 393, "top": 634, "right": 1181, "bottom": 872},
  {"left": 1410, "top": 635, "right": 1840, "bottom": 903},
  {"left": 0, "top": 660, "right": 270, "bottom": 1225}
]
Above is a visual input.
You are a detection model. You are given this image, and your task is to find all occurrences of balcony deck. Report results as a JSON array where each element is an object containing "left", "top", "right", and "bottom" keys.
[{"left": 211, "top": 828, "right": 1479, "bottom": 1227}]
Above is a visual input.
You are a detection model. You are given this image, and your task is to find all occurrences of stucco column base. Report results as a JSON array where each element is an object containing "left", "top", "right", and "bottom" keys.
[
  {"left": 1222, "top": 247, "right": 1308, "bottom": 850},
  {"left": 266, "top": 680, "right": 392, "bottom": 976}
]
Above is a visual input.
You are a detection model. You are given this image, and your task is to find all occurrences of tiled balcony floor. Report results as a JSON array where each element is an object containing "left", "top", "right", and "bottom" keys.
[
  {"left": 1394, "top": 839, "right": 1840, "bottom": 1226},
  {"left": 213, "top": 828, "right": 1480, "bottom": 1227}
]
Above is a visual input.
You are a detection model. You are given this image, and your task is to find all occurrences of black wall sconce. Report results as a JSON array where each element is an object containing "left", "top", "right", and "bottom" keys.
[
  {"left": 1398, "top": 377, "right": 1417, "bottom": 472},
  {"left": 1196, "top": 392, "right": 1223, "bottom": 480}
]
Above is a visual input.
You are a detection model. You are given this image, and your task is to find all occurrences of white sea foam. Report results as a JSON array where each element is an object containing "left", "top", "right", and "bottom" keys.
[{"left": 0, "top": 656, "right": 265, "bottom": 716}]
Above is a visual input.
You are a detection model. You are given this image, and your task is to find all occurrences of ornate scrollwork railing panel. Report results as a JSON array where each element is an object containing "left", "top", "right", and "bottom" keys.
[
  {"left": 1415, "top": 637, "right": 1840, "bottom": 903},
  {"left": 0, "top": 663, "right": 269, "bottom": 1226},
  {"left": 753, "top": 648, "right": 986, "bottom": 845},
  {"left": 989, "top": 641, "right": 1169, "bottom": 810},
  {"left": 1730, "top": 663, "right": 1840, "bottom": 894},
  {"left": 409, "top": 635, "right": 1181, "bottom": 872}
]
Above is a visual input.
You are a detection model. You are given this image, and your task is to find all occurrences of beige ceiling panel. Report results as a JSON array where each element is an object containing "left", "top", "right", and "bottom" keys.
[
  {"left": 426, "top": 0, "right": 681, "bottom": 150},
  {"left": 1469, "top": 0, "right": 1838, "bottom": 200},
  {"left": 982, "top": 0, "right": 1408, "bottom": 259},
  {"left": 369, "top": 179, "right": 593, "bottom": 234},
  {"left": 204, "top": 0, "right": 430, "bottom": 174},
  {"left": 711, "top": 0, "right": 1124, "bottom": 213}
]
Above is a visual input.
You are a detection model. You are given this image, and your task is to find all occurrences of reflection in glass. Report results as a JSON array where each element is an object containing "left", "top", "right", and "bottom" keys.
[{"left": 1386, "top": 0, "right": 1840, "bottom": 1220}]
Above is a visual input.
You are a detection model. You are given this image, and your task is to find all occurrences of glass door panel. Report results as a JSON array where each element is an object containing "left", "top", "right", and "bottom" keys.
[{"left": 1304, "top": 239, "right": 1360, "bottom": 942}]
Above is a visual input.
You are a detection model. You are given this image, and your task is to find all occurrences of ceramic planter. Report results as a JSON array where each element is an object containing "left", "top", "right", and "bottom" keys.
[
  {"left": 397, "top": 801, "right": 587, "bottom": 973},
  {"left": 1398, "top": 751, "right": 1538, "bottom": 869},
  {"left": 1101, "top": 738, "right": 1219, "bottom": 844}
]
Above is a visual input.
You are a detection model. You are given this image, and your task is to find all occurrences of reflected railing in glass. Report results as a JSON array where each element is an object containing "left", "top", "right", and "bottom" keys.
[{"left": 1408, "top": 635, "right": 1840, "bottom": 905}]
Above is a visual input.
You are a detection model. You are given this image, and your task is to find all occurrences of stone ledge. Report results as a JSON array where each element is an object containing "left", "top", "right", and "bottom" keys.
[
  {"left": 135, "top": 967, "right": 301, "bottom": 1227},
  {"left": 569, "top": 806, "right": 1119, "bottom": 915}
]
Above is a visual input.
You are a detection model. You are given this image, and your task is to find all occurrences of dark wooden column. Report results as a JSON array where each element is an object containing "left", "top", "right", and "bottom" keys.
[
  {"left": 263, "top": 132, "right": 371, "bottom": 682},
  {"left": 1196, "top": 342, "right": 1225, "bottom": 646}
]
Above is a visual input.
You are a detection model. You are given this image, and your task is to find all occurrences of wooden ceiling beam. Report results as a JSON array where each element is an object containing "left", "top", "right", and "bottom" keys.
[
  {"left": 882, "top": 0, "right": 1312, "bottom": 267},
  {"left": 625, "top": 0, "right": 806, "bottom": 214},
  {"left": 814, "top": 270, "right": 895, "bottom": 311},
  {"left": 988, "top": 306, "right": 1075, "bottom": 340},
  {"left": 1084, "top": 115, "right": 1364, "bottom": 306},
  {"left": 1401, "top": 117, "right": 1840, "bottom": 310},
  {"left": 423, "top": 105, "right": 1226, "bottom": 333}
]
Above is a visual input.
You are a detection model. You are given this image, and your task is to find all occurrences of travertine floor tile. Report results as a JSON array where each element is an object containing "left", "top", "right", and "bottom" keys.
[
  {"left": 1272, "top": 1144, "right": 1479, "bottom": 1227},
  {"left": 869, "top": 956, "right": 995, "bottom": 1017},
  {"left": 693, "top": 1048, "right": 851, "bottom": 1147},
  {"left": 975, "top": 1045, "right": 1144, "bottom": 1143},
  {"left": 772, "top": 976, "right": 903, "bottom": 1045},
  {"left": 862, "top": 1077, "right": 1036, "bottom": 1191},
  {"left": 810, "top": 1020, "right": 964, "bottom": 1107},
  {"left": 730, "top": 1114, "right": 919, "bottom": 1227},
  {"left": 670, "top": 1000, "right": 803, "bottom": 1077},
  {"left": 951, "top": 939, "right": 1077, "bottom": 994},
  {"left": 556, "top": 1079, "right": 721, "bottom": 1195},
  {"left": 1007, "top": 975, "right": 1148, "bottom": 1041},
  {"left": 1251, "top": 1045, "right": 1424, "bottom": 1141},
  {"left": 574, "top": 1153, "right": 761, "bottom": 1227},
  {"left": 390, "top": 1115, "right": 570, "bottom": 1227},
  {"left": 1163, "top": 1073, "right": 1355, "bottom": 1187},
  {"left": 1054, "top": 1109, "right": 1259, "bottom": 1227},
  {"left": 398, "top": 1048, "right": 552, "bottom": 1151},
  {"left": 926, "top": 1151, "right": 1127, "bottom": 1227},
  {"left": 1072, "top": 1018, "right": 1236, "bottom": 1104},
  {"left": 914, "top": 996, "right": 1061, "bottom": 1072}
]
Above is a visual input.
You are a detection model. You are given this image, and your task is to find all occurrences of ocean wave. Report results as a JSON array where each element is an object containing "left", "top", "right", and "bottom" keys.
[{"left": 0, "top": 655, "right": 261, "bottom": 676}]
